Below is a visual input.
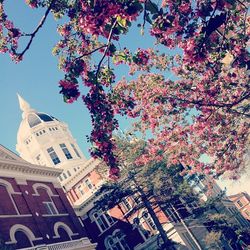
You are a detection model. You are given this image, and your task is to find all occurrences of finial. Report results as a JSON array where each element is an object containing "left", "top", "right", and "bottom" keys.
[
  {"left": 17, "top": 94, "right": 31, "bottom": 112},
  {"left": 17, "top": 94, "right": 34, "bottom": 118}
]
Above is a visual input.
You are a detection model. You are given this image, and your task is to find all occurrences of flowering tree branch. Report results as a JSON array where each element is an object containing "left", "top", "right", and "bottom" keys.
[{"left": 1, "top": 0, "right": 249, "bottom": 179}]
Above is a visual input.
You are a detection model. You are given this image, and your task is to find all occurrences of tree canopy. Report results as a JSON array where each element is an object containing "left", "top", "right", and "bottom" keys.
[
  {"left": 0, "top": 0, "right": 249, "bottom": 179},
  {"left": 95, "top": 135, "right": 250, "bottom": 249}
]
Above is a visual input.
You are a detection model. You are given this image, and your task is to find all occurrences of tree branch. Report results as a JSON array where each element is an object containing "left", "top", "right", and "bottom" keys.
[
  {"left": 95, "top": 20, "right": 117, "bottom": 79},
  {"left": 73, "top": 45, "right": 108, "bottom": 62},
  {"left": 167, "top": 90, "right": 250, "bottom": 111},
  {"left": 14, "top": 0, "right": 56, "bottom": 58}
]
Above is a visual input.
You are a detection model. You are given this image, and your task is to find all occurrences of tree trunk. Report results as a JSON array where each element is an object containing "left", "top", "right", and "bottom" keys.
[{"left": 132, "top": 176, "right": 175, "bottom": 250}]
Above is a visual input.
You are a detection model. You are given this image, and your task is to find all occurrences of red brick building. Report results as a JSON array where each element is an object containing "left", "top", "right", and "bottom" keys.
[
  {"left": 229, "top": 192, "right": 250, "bottom": 221},
  {"left": 0, "top": 145, "right": 96, "bottom": 249}
]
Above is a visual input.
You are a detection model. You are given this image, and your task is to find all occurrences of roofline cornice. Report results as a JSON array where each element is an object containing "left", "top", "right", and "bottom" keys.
[
  {"left": 0, "top": 159, "right": 62, "bottom": 179},
  {"left": 63, "top": 158, "right": 100, "bottom": 190}
]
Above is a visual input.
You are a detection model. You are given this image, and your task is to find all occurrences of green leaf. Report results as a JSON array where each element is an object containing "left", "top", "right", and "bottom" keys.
[{"left": 117, "top": 16, "right": 127, "bottom": 28}]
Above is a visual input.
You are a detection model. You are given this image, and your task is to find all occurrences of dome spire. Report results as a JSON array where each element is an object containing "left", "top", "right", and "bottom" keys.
[{"left": 17, "top": 94, "right": 34, "bottom": 118}]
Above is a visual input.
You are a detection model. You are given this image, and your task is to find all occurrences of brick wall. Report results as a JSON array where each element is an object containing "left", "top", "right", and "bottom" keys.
[{"left": 0, "top": 176, "right": 86, "bottom": 249}]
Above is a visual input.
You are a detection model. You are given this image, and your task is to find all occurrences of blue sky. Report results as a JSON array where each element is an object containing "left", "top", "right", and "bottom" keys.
[{"left": 0, "top": 2, "right": 249, "bottom": 194}]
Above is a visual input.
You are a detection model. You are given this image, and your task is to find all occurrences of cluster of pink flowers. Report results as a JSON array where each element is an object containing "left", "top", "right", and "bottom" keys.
[
  {"left": 82, "top": 71, "right": 120, "bottom": 178},
  {"left": 77, "top": 0, "right": 142, "bottom": 38},
  {"left": 1, "top": 0, "right": 249, "bottom": 178},
  {"left": 0, "top": 4, "right": 21, "bottom": 57},
  {"left": 132, "top": 48, "right": 150, "bottom": 66},
  {"left": 25, "top": 0, "right": 39, "bottom": 9},
  {"left": 59, "top": 80, "right": 80, "bottom": 103}
]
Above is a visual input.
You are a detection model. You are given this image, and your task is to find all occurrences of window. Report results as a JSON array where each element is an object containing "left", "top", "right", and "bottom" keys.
[
  {"left": 245, "top": 210, "right": 250, "bottom": 217},
  {"left": 67, "top": 170, "right": 71, "bottom": 177},
  {"left": 142, "top": 211, "right": 156, "bottom": 231},
  {"left": 15, "top": 230, "right": 33, "bottom": 249},
  {"left": 85, "top": 179, "right": 93, "bottom": 190},
  {"left": 28, "top": 114, "right": 41, "bottom": 128},
  {"left": 121, "top": 198, "right": 132, "bottom": 212},
  {"left": 235, "top": 213, "right": 248, "bottom": 227},
  {"left": 74, "top": 167, "right": 77, "bottom": 172},
  {"left": 105, "top": 230, "right": 130, "bottom": 250},
  {"left": 63, "top": 173, "right": 67, "bottom": 179},
  {"left": 0, "top": 184, "right": 19, "bottom": 215},
  {"left": 164, "top": 206, "right": 179, "bottom": 223},
  {"left": 37, "top": 113, "right": 54, "bottom": 122},
  {"left": 77, "top": 185, "right": 84, "bottom": 196},
  {"left": 92, "top": 210, "right": 114, "bottom": 232},
  {"left": 60, "top": 143, "right": 72, "bottom": 159},
  {"left": 93, "top": 212, "right": 110, "bottom": 232},
  {"left": 105, "top": 212, "right": 114, "bottom": 225},
  {"left": 36, "top": 155, "right": 40, "bottom": 161},
  {"left": 237, "top": 200, "right": 243, "bottom": 207},
  {"left": 47, "top": 147, "right": 60, "bottom": 165},
  {"left": 58, "top": 176, "right": 63, "bottom": 182},
  {"left": 44, "top": 202, "right": 58, "bottom": 215},
  {"left": 71, "top": 143, "right": 81, "bottom": 158}
]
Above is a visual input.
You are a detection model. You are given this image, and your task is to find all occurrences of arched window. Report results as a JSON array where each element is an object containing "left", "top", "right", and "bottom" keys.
[
  {"left": 57, "top": 227, "right": 71, "bottom": 241},
  {"left": 9, "top": 224, "right": 36, "bottom": 249},
  {"left": 105, "top": 230, "right": 130, "bottom": 250},
  {"left": 0, "top": 180, "right": 19, "bottom": 215},
  {"left": 54, "top": 222, "right": 74, "bottom": 240},
  {"left": 15, "top": 230, "right": 33, "bottom": 249},
  {"left": 90, "top": 209, "right": 114, "bottom": 233},
  {"left": 33, "top": 184, "right": 58, "bottom": 215}
]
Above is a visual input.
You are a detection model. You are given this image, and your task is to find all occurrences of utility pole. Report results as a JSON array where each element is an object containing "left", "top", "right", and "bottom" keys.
[{"left": 171, "top": 204, "right": 202, "bottom": 250}]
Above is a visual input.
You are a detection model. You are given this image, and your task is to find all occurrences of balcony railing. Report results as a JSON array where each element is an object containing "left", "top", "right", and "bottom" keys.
[{"left": 19, "top": 237, "right": 97, "bottom": 250}]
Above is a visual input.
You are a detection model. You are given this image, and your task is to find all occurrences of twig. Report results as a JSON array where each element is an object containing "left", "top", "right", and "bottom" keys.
[
  {"left": 73, "top": 45, "right": 107, "bottom": 62},
  {"left": 15, "top": 0, "right": 56, "bottom": 58},
  {"left": 141, "top": 1, "right": 147, "bottom": 35},
  {"left": 95, "top": 20, "right": 117, "bottom": 79},
  {"left": 235, "top": 0, "right": 248, "bottom": 9},
  {"left": 167, "top": 90, "right": 250, "bottom": 110}
]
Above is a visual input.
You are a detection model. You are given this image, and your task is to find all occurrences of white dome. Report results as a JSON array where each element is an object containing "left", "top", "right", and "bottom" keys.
[{"left": 16, "top": 95, "right": 58, "bottom": 145}]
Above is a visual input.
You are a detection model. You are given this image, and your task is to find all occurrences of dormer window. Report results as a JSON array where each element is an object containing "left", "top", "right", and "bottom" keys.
[
  {"left": 28, "top": 114, "right": 41, "bottom": 128},
  {"left": 36, "top": 113, "right": 54, "bottom": 122}
]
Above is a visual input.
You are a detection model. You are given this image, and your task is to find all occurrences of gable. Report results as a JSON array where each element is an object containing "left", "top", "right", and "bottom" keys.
[{"left": 0, "top": 145, "right": 21, "bottom": 161}]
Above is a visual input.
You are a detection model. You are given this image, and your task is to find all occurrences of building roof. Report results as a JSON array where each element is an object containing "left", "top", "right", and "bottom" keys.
[
  {"left": 0, "top": 144, "right": 62, "bottom": 182},
  {"left": 228, "top": 192, "right": 250, "bottom": 201}
]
